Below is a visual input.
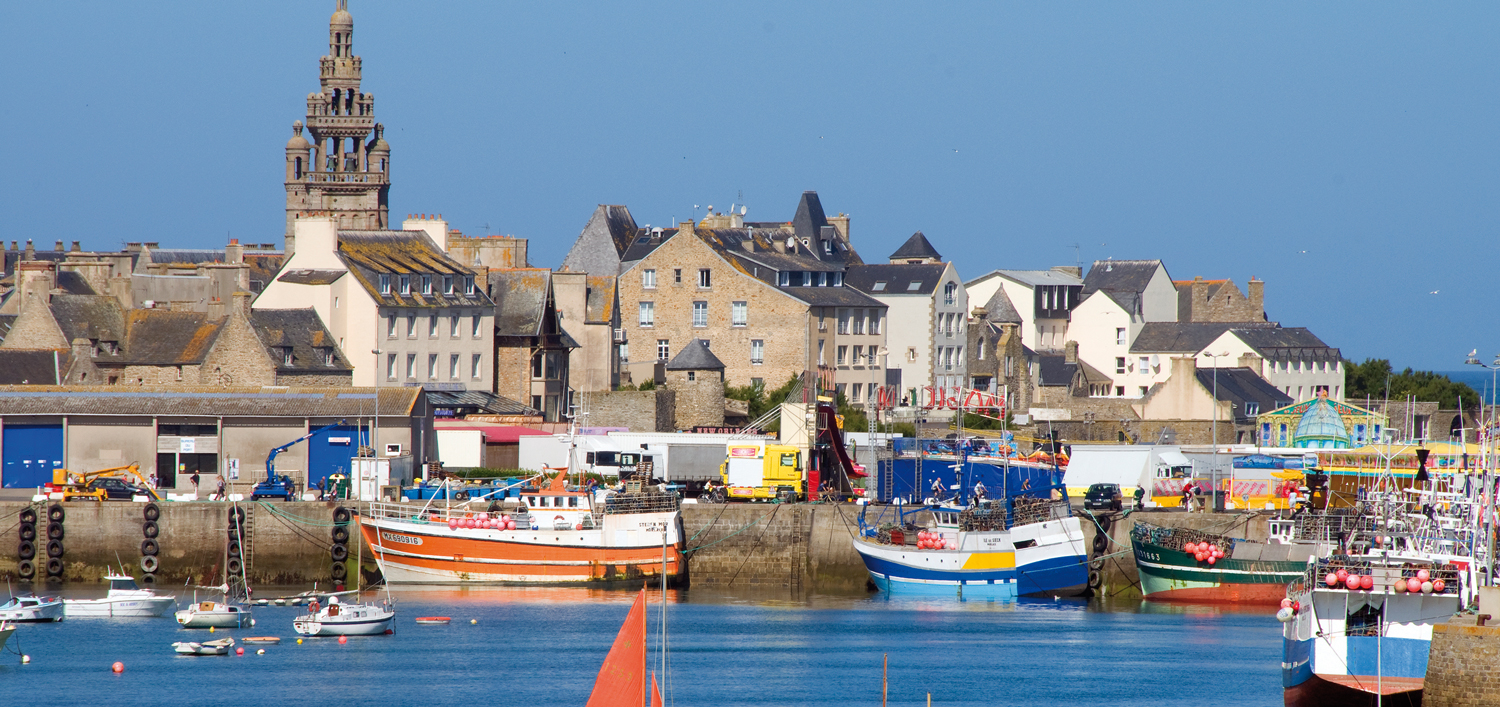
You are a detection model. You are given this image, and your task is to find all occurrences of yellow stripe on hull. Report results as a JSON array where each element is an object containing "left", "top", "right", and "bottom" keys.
[{"left": 961, "top": 551, "right": 1016, "bottom": 570}]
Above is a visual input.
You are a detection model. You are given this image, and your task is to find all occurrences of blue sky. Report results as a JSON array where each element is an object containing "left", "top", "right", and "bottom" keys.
[{"left": 2, "top": 2, "right": 1496, "bottom": 371}]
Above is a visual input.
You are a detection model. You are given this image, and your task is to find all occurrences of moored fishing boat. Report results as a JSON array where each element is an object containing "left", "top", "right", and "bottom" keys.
[
  {"left": 293, "top": 594, "right": 394, "bottom": 636},
  {"left": 1130, "top": 518, "right": 1324, "bottom": 604},
  {"left": 361, "top": 473, "right": 683, "bottom": 585},
  {"left": 0, "top": 594, "right": 65, "bottom": 622},
  {"left": 854, "top": 496, "right": 1089, "bottom": 598},
  {"left": 63, "top": 574, "right": 176, "bottom": 618},
  {"left": 176, "top": 598, "right": 253, "bottom": 629}
]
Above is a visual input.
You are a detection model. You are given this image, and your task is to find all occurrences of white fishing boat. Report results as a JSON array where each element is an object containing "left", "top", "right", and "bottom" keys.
[
  {"left": 63, "top": 574, "right": 176, "bottom": 618},
  {"left": 292, "top": 595, "right": 394, "bottom": 636},
  {"left": 172, "top": 637, "right": 235, "bottom": 655},
  {"left": 0, "top": 594, "right": 65, "bottom": 622},
  {"left": 175, "top": 597, "right": 253, "bottom": 629}
]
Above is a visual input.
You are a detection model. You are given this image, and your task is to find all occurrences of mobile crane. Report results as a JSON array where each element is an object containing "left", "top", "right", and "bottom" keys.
[{"left": 251, "top": 420, "right": 347, "bottom": 501}]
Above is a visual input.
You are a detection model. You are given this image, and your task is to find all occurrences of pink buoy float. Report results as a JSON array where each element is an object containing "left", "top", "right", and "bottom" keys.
[
  {"left": 1359, "top": 575, "right": 1373, "bottom": 590},
  {"left": 1407, "top": 578, "right": 1422, "bottom": 593},
  {"left": 1417, "top": 569, "right": 1431, "bottom": 582},
  {"left": 1434, "top": 579, "right": 1447, "bottom": 593},
  {"left": 1325, "top": 573, "right": 1339, "bottom": 587}
]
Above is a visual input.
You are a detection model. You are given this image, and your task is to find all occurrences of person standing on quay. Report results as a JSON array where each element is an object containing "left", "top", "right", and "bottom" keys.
[{"left": 190, "top": 471, "right": 201, "bottom": 497}]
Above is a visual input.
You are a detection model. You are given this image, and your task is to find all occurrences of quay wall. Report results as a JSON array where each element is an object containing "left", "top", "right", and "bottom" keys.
[{"left": 1425, "top": 615, "right": 1500, "bottom": 707}]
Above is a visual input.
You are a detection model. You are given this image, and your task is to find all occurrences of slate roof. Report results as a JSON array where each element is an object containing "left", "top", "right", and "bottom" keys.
[
  {"left": 619, "top": 228, "right": 675, "bottom": 265},
  {"left": 0, "top": 350, "right": 61, "bottom": 385},
  {"left": 1082, "top": 260, "right": 1163, "bottom": 296},
  {"left": 249, "top": 309, "right": 351, "bottom": 372},
  {"left": 49, "top": 295, "right": 126, "bottom": 351},
  {"left": 1195, "top": 368, "right": 1293, "bottom": 422},
  {"left": 560, "top": 204, "right": 640, "bottom": 275},
  {"left": 0, "top": 386, "right": 421, "bottom": 417},
  {"left": 245, "top": 253, "right": 285, "bottom": 293},
  {"left": 0, "top": 315, "right": 14, "bottom": 344},
  {"left": 981, "top": 287, "right": 1022, "bottom": 324},
  {"left": 845, "top": 263, "right": 947, "bottom": 296},
  {"left": 584, "top": 275, "right": 616, "bottom": 324},
  {"left": 791, "top": 191, "right": 829, "bottom": 244},
  {"left": 277, "top": 269, "right": 346, "bottom": 286},
  {"left": 55, "top": 271, "right": 96, "bottom": 295},
  {"left": 426, "top": 390, "right": 539, "bottom": 416},
  {"left": 1129, "top": 322, "right": 1275, "bottom": 354},
  {"left": 489, "top": 269, "right": 551, "bottom": 337},
  {"left": 121, "top": 310, "right": 222, "bottom": 365},
  {"left": 1098, "top": 289, "right": 1141, "bottom": 316},
  {"left": 1229, "top": 327, "right": 1339, "bottom": 361},
  {"left": 666, "top": 339, "right": 726, "bottom": 370},
  {"left": 1036, "top": 355, "right": 1077, "bottom": 387},
  {"left": 336, "top": 231, "right": 490, "bottom": 309},
  {"left": 779, "top": 286, "right": 886, "bottom": 308},
  {"left": 987, "top": 269, "right": 1083, "bottom": 287},
  {"left": 889, "top": 231, "right": 942, "bottom": 261}
]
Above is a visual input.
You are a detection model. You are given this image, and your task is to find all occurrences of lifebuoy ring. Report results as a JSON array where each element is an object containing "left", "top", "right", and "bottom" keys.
[
  {"left": 331, "top": 544, "right": 349, "bottom": 563},
  {"left": 17, "top": 540, "right": 35, "bottom": 560},
  {"left": 143, "top": 503, "right": 160, "bottom": 522},
  {"left": 141, "top": 539, "right": 159, "bottom": 557},
  {"left": 143, "top": 521, "right": 159, "bottom": 539},
  {"left": 141, "top": 555, "right": 160, "bottom": 573}
]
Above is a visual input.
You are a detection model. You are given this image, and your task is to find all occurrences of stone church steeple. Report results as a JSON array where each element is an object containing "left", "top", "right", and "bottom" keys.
[{"left": 284, "top": 0, "right": 391, "bottom": 249}]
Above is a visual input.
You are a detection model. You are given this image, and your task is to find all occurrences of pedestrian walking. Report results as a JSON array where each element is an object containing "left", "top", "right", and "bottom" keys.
[{"left": 189, "top": 471, "right": 201, "bottom": 496}]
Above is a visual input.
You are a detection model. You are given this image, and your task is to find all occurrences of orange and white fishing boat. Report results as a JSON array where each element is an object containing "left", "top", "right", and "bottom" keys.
[{"left": 360, "top": 473, "right": 683, "bottom": 585}]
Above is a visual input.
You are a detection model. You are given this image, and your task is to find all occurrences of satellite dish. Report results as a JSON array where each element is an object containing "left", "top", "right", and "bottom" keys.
[{"left": 741, "top": 205, "right": 748, "bottom": 215}]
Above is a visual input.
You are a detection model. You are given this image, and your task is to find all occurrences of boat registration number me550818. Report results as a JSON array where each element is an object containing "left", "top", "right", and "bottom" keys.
[
  {"left": 381, "top": 532, "right": 423, "bottom": 546},
  {"left": 1135, "top": 550, "right": 1161, "bottom": 563}
]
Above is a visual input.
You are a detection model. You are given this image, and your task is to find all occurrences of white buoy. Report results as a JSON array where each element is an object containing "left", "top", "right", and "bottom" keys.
[
  {"left": 1276, "top": 607, "right": 1294, "bottom": 623},
  {"left": 21, "top": 655, "right": 30, "bottom": 664},
  {"left": 257, "top": 649, "right": 266, "bottom": 655}
]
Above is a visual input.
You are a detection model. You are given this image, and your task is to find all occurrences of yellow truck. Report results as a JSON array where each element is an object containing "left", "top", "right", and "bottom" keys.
[{"left": 719, "top": 441, "right": 804, "bottom": 503}]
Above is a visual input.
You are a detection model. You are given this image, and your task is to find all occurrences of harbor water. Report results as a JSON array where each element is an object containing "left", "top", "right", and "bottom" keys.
[{"left": 1, "top": 586, "right": 1282, "bottom": 706}]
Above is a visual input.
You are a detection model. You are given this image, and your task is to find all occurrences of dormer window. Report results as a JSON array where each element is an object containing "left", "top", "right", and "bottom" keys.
[
  {"left": 778, "top": 271, "right": 790, "bottom": 287},
  {"left": 801, "top": 272, "right": 813, "bottom": 287},
  {"left": 379, "top": 274, "right": 391, "bottom": 294},
  {"left": 464, "top": 276, "right": 476, "bottom": 295},
  {"left": 399, "top": 275, "right": 410, "bottom": 295},
  {"left": 873, "top": 281, "right": 887, "bottom": 291},
  {"left": 281, "top": 347, "right": 294, "bottom": 366},
  {"left": 817, "top": 272, "right": 827, "bottom": 287},
  {"left": 832, "top": 272, "right": 843, "bottom": 287},
  {"left": 823, "top": 240, "right": 832, "bottom": 255},
  {"left": 318, "top": 347, "right": 335, "bottom": 366},
  {"left": 421, "top": 275, "right": 433, "bottom": 295},
  {"left": 443, "top": 275, "right": 454, "bottom": 295}
]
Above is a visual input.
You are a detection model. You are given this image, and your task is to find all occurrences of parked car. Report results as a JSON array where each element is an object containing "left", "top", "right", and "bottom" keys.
[
  {"left": 86, "top": 477, "right": 152, "bottom": 501},
  {"left": 1083, "top": 483, "right": 1123, "bottom": 512}
]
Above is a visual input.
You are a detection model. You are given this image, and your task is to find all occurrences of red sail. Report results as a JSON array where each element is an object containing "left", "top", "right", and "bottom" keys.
[
  {"left": 651, "top": 671, "right": 663, "bottom": 707},
  {"left": 586, "top": 589, "right": 647, "bottom": 707}
]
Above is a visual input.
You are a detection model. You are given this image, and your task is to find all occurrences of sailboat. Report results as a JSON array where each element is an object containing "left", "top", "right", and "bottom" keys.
[
  {"left": 585, "top": 588, "right": 663, "bottom": 707},
  {"left": 176, "top": 503, "right": 254, "bottom": 629}
]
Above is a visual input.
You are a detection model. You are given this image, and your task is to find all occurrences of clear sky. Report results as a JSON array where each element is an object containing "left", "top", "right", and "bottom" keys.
[{"left": 2, "top": 2, "right": 1496, "bottom": 371}]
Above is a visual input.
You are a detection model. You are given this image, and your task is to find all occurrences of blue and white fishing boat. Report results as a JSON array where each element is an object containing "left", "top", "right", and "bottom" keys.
[{"left": 853, "top": 496, "right": 1089, "bottom": 598}]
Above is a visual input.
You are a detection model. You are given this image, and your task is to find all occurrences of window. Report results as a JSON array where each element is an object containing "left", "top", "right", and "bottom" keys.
[
  {"left": 1115, "top": 357, "right": 1126, "bottom": 374},
  {"left": 978, "top": 338, "right": 986, "bottom": 360},
  {"left": 638, "top": 302, "right": 655, "bottom": 327},
  {"left": 687, "top": 371, "right": 696, "bottom": 381},
  {"left": 399, "top": 275, "right": 410, "bottom": 295},
  {"left": 1116, "top": 328, "right": 1126, "bottom": 345},
  {"left": 472, "top": 353, "right": 482, "bottom": 380},
  {"left": 818, "top": 340, "right": 826, "bottom": 365},
  {"left": 944, "top": 313, "right": 954, "bottom": 336},
  {"left": 673, "top": 269, "right": 682, "bottom": 284},
  {"left": 281, "top": 347, "right": 294, "bottom": 366},
  {"left": 778, "top": 271, "right": 790, "bottom": 287},
  {"left": 852, "top": 383, "right": 863, "bottom": 403},
  {"left": 428, "top": 354, "right": 438, "bottom": 379},
  {"left": 853, "top": 311, "right": 865, "bottom": 335},
  {"left": 697, "top": 269, "right": 711, "bottom": 288},
  {"left": 421, "top": 275, "right": 433, "bottom": 295},
  {"left": 853, "top": 345, "right": 864, "bottom": 365},
  {"left": 831, "top": 272, "right": 843, "bottom": 287},
  {"left": 908, "top": 348, "right": 917, "bottom": 362},
  {"left": 907, "top": 281, "right": 922, "bottom": 291},
  {"left": 944, "top": 282, "right": 957, "bottom": 306},
  {"left": 1116, "top": 386, "right": 1125, "bottom": 397},
  {"left": 643, "top": 269, "right": 657, "bottom": 289},
  {"left": 1245, "top": 402, "right": 1260, "bottom": 416},
  {"left": 835, "top": 383, "right": 847, "bottom": 399},
  {"left": 870, "top": 313, "right": 881, "bottom": 335},
  {"left": 692, "top": 301, "right": 707, "bottom": 327},
  {"left": 873, "top": 281, "right": 887, "bottom": 291},
  {"left": 1139, "top": 356, "right": 1150, "bottom": 371},
  {"left": 428, "top": 315, "right": 438, "bottom": 338},
  {"left": 943, "top": 348, "right": 953, "bottom": 371},
  {"left": 836, "top": 346, "right": 848, "bottom": 365},
  {"left": 618, "top": 342, "right": 629, "bottom": 362},
  {"left": 334, "top": 296, "right": 340, "bottom": 309},
  {"left": 1139, "top": 386, "right": 1149, "bottom": 396},
  {"left": 657, "top": 340, "right": 670, "bottom": 361},
  {"left": 379, "top": 274, "right": 391, "bottom": 294},
  {"left": 405, "top": 353, "right": 417, "bottom": 379},
  {"left": 837, "top": 309, "right": 850, "bottom": 335},
  {"left": 731, "top": 301, "right": 747, "bottom": 327},
  {"left": 450, "top": 354, "right": 460, "bottom": 380},
  {"left": 1006, "top": 355, "right": 1014, "bottom": 376},
  {"left": 443, "top": 275, "right": 454, "bottom": 295},
  {"left": 386, "top": 353, "right": 397, "bottom": 380},
  {"left": 464, "top": 276, "right": 476, "bottom": 295},
  {"left": 802, "top": 272, "right": 814, "bottom": 286},
  {"left": 817, "top": 272, "right": 827, "bottom": 287},
  {"left": 751, "top": 340, "right": 764, "bottom": 365},
  {"left": 387, "top": 315, "right": 397, "bottom": 339},
  {"left": 450, "top": 315, "right": 460, "bottom": 338},
  {"left": 407, "top": 315, "right": 417, "bottom": 338},
  {"left": 1294, "top": 360, "right": 1302, "bottom": 372},
  {"left": 472, "top": 315, "right": 482, "bottom": 338}
]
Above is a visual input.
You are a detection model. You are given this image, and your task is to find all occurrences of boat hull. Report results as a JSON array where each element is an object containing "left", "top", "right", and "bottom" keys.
[
  {"left": 1132, "top": 536, "right": 1305, "bottom": 604},
  {"left": 361, "top": 513, "right": 683, "bottom": 585},
  {"left": 293, "top": 615, "right": 393, "bottom": 636},
  {"left": 854, "top": 516, "right": 1089, "bottom": 599},
  {"left": 64, "top": 596, "right": 176, "bottom": 618},
  {"left": 0, "top": 601, "right": 65, "bottom": 622},
  {"left": 176, "top": 607, "right": 252, "bottom": 628},
  {"left": 1283, "top": 669, "right": 1422, "bottom": 707}
]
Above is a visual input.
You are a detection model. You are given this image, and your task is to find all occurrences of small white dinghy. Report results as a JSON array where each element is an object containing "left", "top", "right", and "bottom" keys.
[
  {"left": 292, "top": 595, "right": 395, "bottom": 637},
  {"left": 64, "top": 575, "right": 176, "bottom": 618},
  {"left": 172, "top": 637, "right": 235, "bottom": 656},
  {"left": 0, "top": 594, "right": 65, "bottom": 622}
]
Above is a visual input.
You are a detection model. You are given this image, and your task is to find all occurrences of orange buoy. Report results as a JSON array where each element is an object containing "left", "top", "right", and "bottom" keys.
[
  {"left": 111, "top": 662, "right": 124, "bottom": 673},
  {"left": 338, "top": 636, "right": 348, "bottom": 645}
]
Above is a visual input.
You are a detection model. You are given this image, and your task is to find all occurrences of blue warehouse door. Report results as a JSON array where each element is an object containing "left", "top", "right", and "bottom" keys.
[
  {"left": 308, "top": 425, "right": 361, "bottom": 490},
  {"left": 3, "top": 424, "right": 64, "bottom": 489}
]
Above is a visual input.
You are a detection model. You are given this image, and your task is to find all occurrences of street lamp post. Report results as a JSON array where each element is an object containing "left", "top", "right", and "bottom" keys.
[
  {"left": 1465, "top": 351, "right": 1500, "bottom": 585},
  {"left": 371, "top": 348, "right": 382, "bottom": 468},
  {"left": 1203, "top": 351, "right": 1230, "bottom": 512}
]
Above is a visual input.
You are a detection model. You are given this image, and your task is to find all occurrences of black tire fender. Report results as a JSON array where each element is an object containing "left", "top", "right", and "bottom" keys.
[
  {"left": 1087, "top": 570, "right": 1103, "bottom": 589},
  {"left": 331, "top": 526, "right": 350, "bottom": 544},
  {"left": 331, "top": 544, "right": 349, "bottom": 563},
  {"left": 46, "top": 522, "right": 64, "bottom": 541},
  {"left": 45, "top": 557, "right": 63, "bottom": 576},
  {"left": 227, "top": 541, "right": 242, "bottom": 559},
  {"left": 17, "top": 559, "right": 35, "bottom": 579},
  {"left": 141, "top": 573, "right": 156, "bottom": 584},
  {"left": 47, "top": 504, "right": 64, "bottom": 523},
  {"left": 141, "top": 538, "right": 159, "bottom": 556},
  {"left": 141, "top": 555, "right": 159, "bottom": 573},
  {"left": 143, "top": 520, "right": 159, "bottom": 539},
  {"left": 226, "top": 557, "right": 242, "bottom": 575},
  {"left": 332, "top": 507, "right": 352, "bottom": 525},
  {"left": 330, "top": 562, "right": 347, "bottom": 580},
  {"left": 143, "top": 503, "right": 160, "bottom": 522},
  {"left": 19, "top": 508, "right": 37, "bottom": 525},
  {"left": 19, "top": 524, "right": 36, "bottom": 542},
  {"left": 17, "top": 540, "right": 35, "bottom": 560},
  {"left": 45, "top": 540, "right": 64, "bottom": 558}
]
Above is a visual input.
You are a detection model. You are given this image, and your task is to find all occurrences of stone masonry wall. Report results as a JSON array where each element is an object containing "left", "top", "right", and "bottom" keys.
[
  {"left": 667, "top": 369, "right": 723, "bottom": 430},
  {"left": 588, "top": 389, "right": 675, "bottom": 432},
  {"left": 1426, "top": 615, "right": 1500, "bottom": 707},
  {"left": 681, "top": 503, "right": 869, "bottom": 593}
]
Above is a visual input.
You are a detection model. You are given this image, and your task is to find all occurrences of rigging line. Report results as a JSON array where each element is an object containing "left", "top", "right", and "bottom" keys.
[
  {"left": 683, "top": 498, "right": 732, "bottom": 546},
  {"left": 683, "top": 506, "right": 780, "bottom": 555},
  {"left": 726, "top": 502, "right": 783, "bottom": 587}
]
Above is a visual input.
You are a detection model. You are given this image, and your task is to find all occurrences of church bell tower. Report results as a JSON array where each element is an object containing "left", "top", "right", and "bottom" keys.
[{"left": 284, "top": 0, "right": 391, "bottom": 246}]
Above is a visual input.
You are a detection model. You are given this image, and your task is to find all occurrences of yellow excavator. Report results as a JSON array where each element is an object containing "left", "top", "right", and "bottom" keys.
[{"left": 51, "top": 464, "right": 163, "bottom": 502}]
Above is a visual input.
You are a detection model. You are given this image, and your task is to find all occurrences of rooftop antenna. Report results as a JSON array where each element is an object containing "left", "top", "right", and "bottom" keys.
[{"left": 1068, "top": 243, "right": 1081, "bottom": 270}]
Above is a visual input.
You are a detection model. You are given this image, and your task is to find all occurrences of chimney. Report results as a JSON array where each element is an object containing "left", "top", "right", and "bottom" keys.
[
  {"left": 1064, "top": 340, "right": 1079, "bottom": 365},
  {"left": 54, "top": 240, "right": 64, "bottom": 252},
  {"left": 678, "top": 220, "right": 695, "bottom": 235},
  {"left": 70, "top": 241, "right": 81, "bottom": 252},
  {"left": 402, "top": 214, "right": 450, "bottom": 252},
  {"left": 1190, "top": 276, "right": 1209, "bottom": 322},
  {"left": 231, "top": 291, "right": 254, "bottom": 319},
  {"left": 17, "top": 260, "right": 57, "bottom": 312},
  {"left": 225, "top": 238, "right": 244, "bottom": 265},
  {"left": 206, "top": 297, "right": 226, "bottom": 319},
  {"left": 826, "top": 214, "right": 850, "bottom": 241},
  {"left": 971, "top": 306, "right": 988, "bottom": 320},
  {"left": 1051, "top": 266, "right": 1082, "bottom": 279},
  {"left": 289, "top": 215, "right": 337, "bottom": 264},
  {"left": 25, "top": 240, "right": 34, "bottom": 259},
  {"left": 8, "top": 241, "right": 15, "bottom": 252},
  {"left": 1238, "top": 352, "right": 1265, "bottom": 379},
  {"left": 1248, "top": 278, "right": 1265, "bottom": 318}
]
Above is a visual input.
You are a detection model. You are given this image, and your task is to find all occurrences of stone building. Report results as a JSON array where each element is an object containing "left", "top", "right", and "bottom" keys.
[
  {"left": 553, "top": 271, "right": 620, "bottom": 393},
  {"left": 253, "top": 215, "right": 493, "bottom": 390},
  {"left": 283, "top": 0, "right": 392, "bottom": 241},
  {"left": 665, "top": 339, "right": 726, "bottom": 430},
  {"left": 846, "top": 233, "right": 967, "bottom": 401},
  {"left": 579, "top": 192, "right": 885, "bottom": 394},
  {"left": 489, "top": 269, "right": 575, "bottom": 421},
  {"left": 963, "top": 266, "right": 1084, "bottom": 353},
  {"left": 965, "top": 287, "right": 1031, "bottom": 415},
  {"left": 1175, "top": 276, "right": 1266, "bottom": 323}
]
